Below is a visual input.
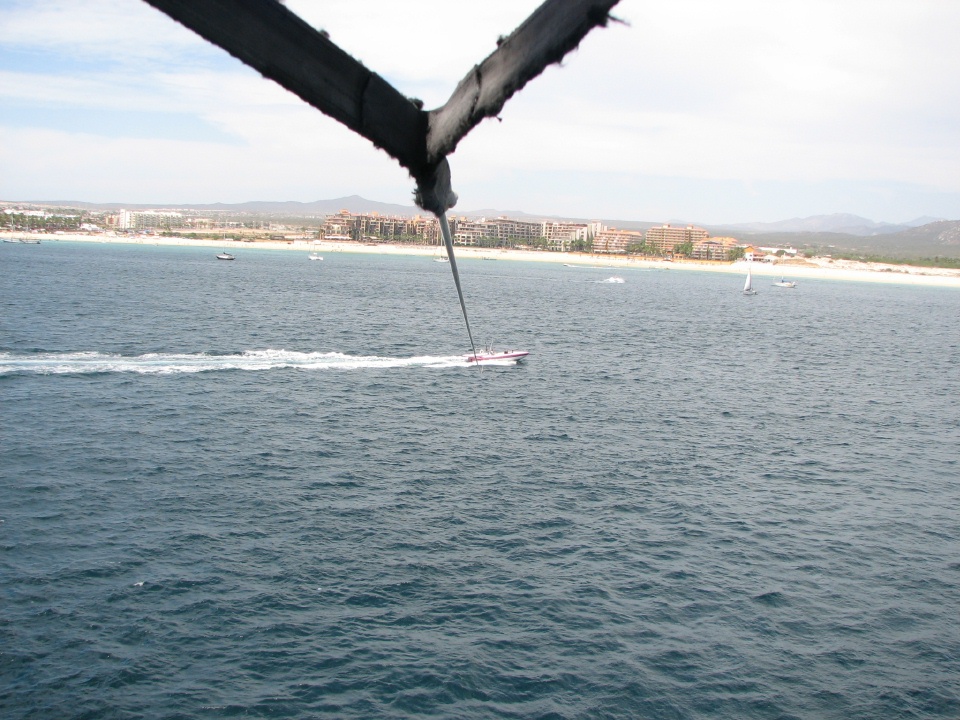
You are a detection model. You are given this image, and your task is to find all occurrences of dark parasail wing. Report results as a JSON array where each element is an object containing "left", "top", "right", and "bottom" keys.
[
  {"left": 141, "top": 0, "right": 620, "bottom": 355},
  {"left": 141, "top": 0, "right": 427, "bottom": 179},
  {"left": 142, "top": 0, "right": 620, "bottom": 213},
  {"left": 426, "top": 0, "right": 621, "bottom": 167}
]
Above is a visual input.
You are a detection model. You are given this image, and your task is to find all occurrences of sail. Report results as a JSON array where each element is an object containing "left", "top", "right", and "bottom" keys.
[{"left": 743, "top": 265, "right": 753, "bottom": 292}]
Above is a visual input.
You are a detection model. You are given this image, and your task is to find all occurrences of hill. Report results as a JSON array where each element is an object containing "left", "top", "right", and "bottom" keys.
[
  {"left": 733, "top": 221, "right": 960, "bottom": 259},
  {"left": 713, "top": 213, "right": 910, "bottom": 236}
]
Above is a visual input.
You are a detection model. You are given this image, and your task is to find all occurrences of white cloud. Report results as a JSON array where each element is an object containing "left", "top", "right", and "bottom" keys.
[
  {"left": 0, "top": 122, "right": 413, "bottom": 204},
  {"left": 0, "top": 0, "right": 216, "bottom": 65}
]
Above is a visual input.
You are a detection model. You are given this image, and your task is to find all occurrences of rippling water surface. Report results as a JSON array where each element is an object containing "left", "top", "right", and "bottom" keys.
[{"left": 2, "top": 241, "right": 959, "bottom": 718}]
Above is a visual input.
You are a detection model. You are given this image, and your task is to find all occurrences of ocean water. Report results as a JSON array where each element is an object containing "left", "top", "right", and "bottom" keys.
[{"left": 2, "top": 241, "right": 959, "bottom": 719}]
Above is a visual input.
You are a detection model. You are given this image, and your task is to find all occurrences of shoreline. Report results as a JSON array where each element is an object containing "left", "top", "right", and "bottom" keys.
[{"left": 6, "top": 231, "right": 960, "bottom": 288}]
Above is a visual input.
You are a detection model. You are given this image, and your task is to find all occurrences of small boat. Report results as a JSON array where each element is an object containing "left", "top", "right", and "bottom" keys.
[
  {"left": 743, "top": 263, "right": 757, "bottom": 295},
  {"left": 465, "top": 349, "right": 529, "bottom": 364},
  {"left": 434, "top": 255, "right": 449, "bottom": 263},
  {"left": 309, "top": 253, "right": 323, "bottom": 261},
  {"left": 19, "top": 238, "right": 41, "bottom": 244},
  {"left": 216, "top": 252, "right": 235, "bottom": 260},
  {"left": 773, "top": 277, "right": 797, "bottom": 288}
]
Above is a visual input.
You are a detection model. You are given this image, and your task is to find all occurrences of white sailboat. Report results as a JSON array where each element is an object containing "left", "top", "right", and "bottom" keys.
[
  {"left": 743, "top": 263, "right": 757, "bottom": 295},
  {"left": 216, "top": 232, "right": 234, "bottom": 260}
]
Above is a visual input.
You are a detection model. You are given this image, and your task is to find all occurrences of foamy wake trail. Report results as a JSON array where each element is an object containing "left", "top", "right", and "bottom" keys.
[
  {"left": 0, "top": 350, "right": 475, "bottom": 375},
  {"left": 597, "top": 276, "right": 625, "bottom": 283}
]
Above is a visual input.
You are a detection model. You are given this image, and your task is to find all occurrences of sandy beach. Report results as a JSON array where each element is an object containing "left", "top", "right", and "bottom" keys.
[{"left": 6, "top": 231, "right": 960, "bottom": 288}]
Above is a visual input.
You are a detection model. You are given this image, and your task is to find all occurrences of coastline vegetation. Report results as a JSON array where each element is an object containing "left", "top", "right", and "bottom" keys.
[
  {"left": 1, "top": 210, "right": 87, "bottom": 233},
  {"left": 826, "top": 253, "right": 960, "bottom": 270}
]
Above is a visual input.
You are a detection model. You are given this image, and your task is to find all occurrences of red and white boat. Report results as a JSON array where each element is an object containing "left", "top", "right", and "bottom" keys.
[{"left": 465, "top": 349, "right": 529, "bottom": 364}]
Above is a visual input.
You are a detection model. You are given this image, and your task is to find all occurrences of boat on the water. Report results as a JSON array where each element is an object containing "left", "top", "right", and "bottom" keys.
[
  {"left": 743, "top": 263, "right": 757, "bottom": 295},
  {"left": 309, "top": 253, "right": 323, "bottom": 261},
  {"left": 773, "top": 277, "right": 797, "bottom": 288},
  {"left": 465, "top": 349, "right": 529, "bottom": 364},
  {"left": 216, "top": 252, "right": 235, "bottom": 260}
]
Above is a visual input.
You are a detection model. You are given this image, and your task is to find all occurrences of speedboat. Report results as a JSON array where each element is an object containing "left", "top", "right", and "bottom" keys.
[
  {"left": 465, "top": 349, "right": 529, "bottom": 364},
  {"left": 216, "top": 252, "right": 235, "bottom": 260},
  {"left": 773, "top": 277, "right": 797, "bottom": 288},
  {"left": 309, "top": 253, "right": 323, "bottom": 260}
]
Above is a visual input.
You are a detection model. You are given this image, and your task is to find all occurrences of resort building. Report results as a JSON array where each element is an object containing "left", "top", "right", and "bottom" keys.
[
  {"left": 355, "top": 213, "right": 415, "bottom": 242},
  {"left": 742, "top": 245, "right": 780, "bottom": 262},
  {"left": 321, "top": 210, "right": 360, "bottom": 239},
  {"left": 115, "top": 209, "right": 183, "bottom": 230},
  {"left": 409, "top": 216, "right": 440, "bottom": 244},
  {"left": 645, "top": 224, "right": 709, "bottom": 254},
  {"left": 593, "top": 228, "right": 643, "bottom": 254},
  {"left": 541, "top": 221, "right": 589, "bottom": 251},
  {"left": 450, "top": 219, "right": 487, "bottom": 246},
  {"left": 485, "top": 217, "right": 544, "bottom": 245},
  {"left": 690, "top": 236, "right": 740, "bottom": 261}
]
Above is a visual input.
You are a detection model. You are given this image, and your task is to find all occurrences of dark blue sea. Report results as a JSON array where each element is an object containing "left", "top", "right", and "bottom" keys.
[{"left": 2, "top": 240, "right": 959, "bottom": 719}]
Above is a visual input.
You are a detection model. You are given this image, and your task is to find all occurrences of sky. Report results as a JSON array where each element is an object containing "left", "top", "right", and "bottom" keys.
[{"left": 1, "top": 0, "right": 959, "bottom": 225}]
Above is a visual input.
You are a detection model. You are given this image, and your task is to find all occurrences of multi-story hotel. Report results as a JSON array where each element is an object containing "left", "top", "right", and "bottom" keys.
[
  {"left": 483, "top": 217, "right": 544, "bottom": 245},
  {"left": 321, "top": 210, "right": 438, "bottom": 243},
  {"left": 320, "top": 210, "right": 357, "bottom": 239},
  {"left": 645, "top": 224, "right": 709, "bottom": 254},
  {"left": 115, "top": 209, "right": 183, "bottom": 230},
  {"left": 690, "top": 236, "right": 740, "bottom": 261},
  {"left": 593, "top": 228, "right": 644, "bottom": 254},
  {"left": 542, "top": 221, "right": 593, "bottom": 250},
  {"left": 451, "top": 219, "right": 488, "bottom": 246}
]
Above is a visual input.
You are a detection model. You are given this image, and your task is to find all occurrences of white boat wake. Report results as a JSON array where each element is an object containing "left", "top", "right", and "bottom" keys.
[
  {"left": 596, "top": 276, "right": 625, "bottom": 283},
  {"left": 0, "top": 349, "right": 507, "bottom": 375}
]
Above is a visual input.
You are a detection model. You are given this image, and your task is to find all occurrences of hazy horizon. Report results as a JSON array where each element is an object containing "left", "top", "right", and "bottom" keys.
[{"left": 4, "top": 195, "right": 952, "bottom": 232}]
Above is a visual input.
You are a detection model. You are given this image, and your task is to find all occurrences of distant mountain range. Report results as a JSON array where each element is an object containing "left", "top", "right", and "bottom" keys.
[
  {"left": 711, "top": 213, "right": 924, "bottom": 236},
  {"left": 748, "top": 220, "right": 960, "bottom": 259},
  {"left": 701, "top": 213, "right": 960, "bottom": 258},
  {"left": 9, "top": 197, "right": 960, "bottom": 258}
]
